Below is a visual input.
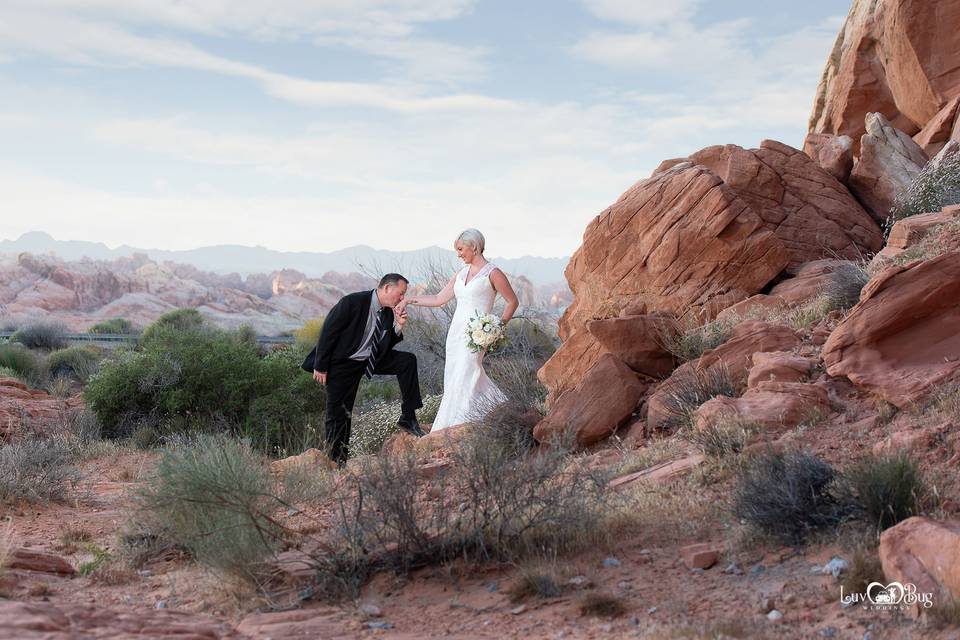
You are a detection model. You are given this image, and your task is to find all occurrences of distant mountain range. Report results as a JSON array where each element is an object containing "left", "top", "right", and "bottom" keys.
[{"left": 0, "top": 232, "right": 569, "bottom": 287}]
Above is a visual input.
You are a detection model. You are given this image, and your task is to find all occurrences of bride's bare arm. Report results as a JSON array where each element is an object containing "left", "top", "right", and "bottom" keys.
[
  {"left": 489, "top": 269, "right": 519, "bottom": 324},
  {"left": 401, "top": 274, "right": 456, "bottom": 310}
]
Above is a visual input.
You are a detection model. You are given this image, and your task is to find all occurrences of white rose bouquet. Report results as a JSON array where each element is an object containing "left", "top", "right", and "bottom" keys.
[{"left": 465, "top": 311, "right": 508, "bottom": 353}]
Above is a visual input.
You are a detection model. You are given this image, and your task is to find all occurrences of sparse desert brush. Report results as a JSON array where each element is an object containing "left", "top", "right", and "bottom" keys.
[
  {"left": 659, "top": 364, "right": 738, "bottom": 431},
  {"left": 89, "top": 318, "right": 135, "bottom": 335},
  {"left": 839, "top": 547, "right": 886, "bottom": 597},
  {"left": 0, "top": 344, "right": 39, "bottom": 381},
  {"left": 657, "top": 315, "right": 737, "bottom": 363},
  {"left": 134, "top": 435, "right": 287, "bottom": 582},
  {"left": 577, "top": 591, "right": 626, "bottom": 618},
  {"left": 682, "top": 416, "right": 758, "bottom": 460},
  {"left": 505, "top": 565, "right": 563, "bottom": 603},
  {"left": 846, "top": 453, "right": 927, "bottom": 532},
  {"left": 888, "top": 150, "right": 960, "bottom": 227},
  {"left": 349, "top": 395, "right": 442, "bottom": 457},
  {"left": 825, "top": 261, "right": 870, "bottom": 312},
  {"left": 0, "top": 438, "right": 79, "bottom": 504},
  {"left": 10, "top": 322, "right": 68, "bottom": 350},
  {"left": 293, "top": 317, "right": 324, "bottom": 348},
  {"left": 733, "top": 450, "right": 852, "bottom": 544}
]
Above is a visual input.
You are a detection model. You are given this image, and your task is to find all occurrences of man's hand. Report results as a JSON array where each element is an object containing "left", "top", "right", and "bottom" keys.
[
  {"left": 395, "top": 299, "right": 410, "bottom": 315},
  {"left": 313, "top": 370, "right": 327, "bottom": 385},
  {"left": 396, "top": 308, "right": 408, "bottom": 330}
]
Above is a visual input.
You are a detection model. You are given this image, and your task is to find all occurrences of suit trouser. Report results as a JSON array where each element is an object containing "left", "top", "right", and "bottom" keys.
[{"left": 324, "top": 350, "right": 423, "bottom": 463}]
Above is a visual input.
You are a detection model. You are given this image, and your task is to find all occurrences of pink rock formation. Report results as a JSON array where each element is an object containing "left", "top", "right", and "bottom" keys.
[
  {"left": 823, "top": 250, "right": 960, "bottom": 408},
  {"left": 747, "top": 352, "right": 818, "bottom": 388},
  {"left": 803, "top": 133, "right": 854, "bottom": 183},
  {"left": 879, "top": 517, "right": 960, "bottom": 609},
  {"left": 586, "top": 314, "right": 677, "bottom": 379},
  {"left": 533, "top": 353, "right": 646, "bottom": 447},
  {"left": 689, "top": 140, "right": 881, "bottom": 269},
  {"left": 538, "top": 163, "right": 789, "bottom": 403},
  {"left": 848, "top": 113, "right": 929, "bottom": 223},
  {"left": 810, "top": 0, "right": 960, "bottom": 145},
  {"left": 693, "top": 382, "right": 830, "bottom": 432}
]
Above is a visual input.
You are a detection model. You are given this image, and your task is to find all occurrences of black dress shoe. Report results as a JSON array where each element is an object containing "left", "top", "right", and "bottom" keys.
[{"left": 397, "top": 416, "right": 426, "bottom": 437}]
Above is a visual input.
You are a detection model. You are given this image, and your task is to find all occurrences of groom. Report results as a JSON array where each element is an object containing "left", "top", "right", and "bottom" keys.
[{"left": 304, "top": 273, "right": 426, "bottom": 465}]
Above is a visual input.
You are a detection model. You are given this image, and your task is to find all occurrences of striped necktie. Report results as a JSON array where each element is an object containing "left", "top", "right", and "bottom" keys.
[{"left": 364, "top": 308, "right": 387, "bottom": 379}]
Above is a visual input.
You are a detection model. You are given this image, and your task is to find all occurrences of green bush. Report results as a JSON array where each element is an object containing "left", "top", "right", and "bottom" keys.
[
  {"left": 240, "top": 345, "right": 327, "bottom": 457},
  {"left": 139, "top": 308, "right": 205, "bottom": 346},
  {"left": 0, "top": 439, "right": 79, "bottom": 504},
  {"left": 46, "top": 346, "right": 101, "bottom": 383},
  {"left": 733, "top": 450, "right": 852, "bottom": 544},
  {"left": 134, "top": 435, "right": 284, "bottom": 580},
  {"left": 847, "top": 454, "right": 927, "bottom": 532},
  {"left": 10, "top": 322, "right": 68, "bottom": 350},
  {"left": 89, "top": 318, "right": 135, "bottom": 335},
  {"left": 85, "top": 325, "right": 261, "bottom": 438},
  {"left": 0, "top": 343, "right": 38, "bottom": 380},
  {"left": 294, "top": 318, "right": 325, "bottom": 348}
]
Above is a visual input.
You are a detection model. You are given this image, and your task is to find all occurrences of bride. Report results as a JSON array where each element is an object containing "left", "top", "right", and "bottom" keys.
[{"left": 398, "top": 229, "right": 519, "bottom": 431}]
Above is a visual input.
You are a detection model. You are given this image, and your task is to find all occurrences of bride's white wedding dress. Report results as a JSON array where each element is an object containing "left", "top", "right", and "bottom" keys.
[{"left": 431, "top": 262, "right": 508, "bottom": 431}]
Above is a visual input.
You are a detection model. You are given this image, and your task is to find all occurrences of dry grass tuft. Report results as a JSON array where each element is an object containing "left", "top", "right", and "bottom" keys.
[{"left": 577, "top": 591, "right": 626, "bottom": 618}]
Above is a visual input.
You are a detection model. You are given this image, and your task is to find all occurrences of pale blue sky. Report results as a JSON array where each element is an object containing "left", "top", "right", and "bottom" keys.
[{"left": 0, "top": 1, "right": 847, "bottom": 258}]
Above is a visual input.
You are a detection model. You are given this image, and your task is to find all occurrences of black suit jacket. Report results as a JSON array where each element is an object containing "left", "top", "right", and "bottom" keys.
[{"left": 301, "top": 290, "right": 403, "bottom": 373}]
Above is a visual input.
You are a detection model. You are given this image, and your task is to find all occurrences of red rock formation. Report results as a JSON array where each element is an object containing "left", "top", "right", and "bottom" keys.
[
  {"left": 646, "top": 321, "right": 802, "bottom": 431},
  {"left": 823, "top": 250, "right": 960, "bottom": 407},
  {"left": 848, "top": 113, "right": 928, "bottom": 223},
  {"left": 693, "top": 382, "right": 830, "bottom": 432},
  {"left": 803, "top": 133, "right": 854, "bottom": 183},
  {"left": 747, "top": 352, "right": 818, "bottom": 388},
  {"left": 538, "top": 163, "right": 789, "bottom": 402},
  {"left": 533, "top": 353, "right": 646, "bottom": 447},
  {"left": 690, "top": 140, "right": 881, "bottom": 268},
  {"left": 810, "top": 0, "right": 960, "bottom": 146},
  {"left": 879, "top": 517, "right": 960, "bottom": 609},
  {"left": 586, "top": 314, "right": 677, "bottom": 379}
]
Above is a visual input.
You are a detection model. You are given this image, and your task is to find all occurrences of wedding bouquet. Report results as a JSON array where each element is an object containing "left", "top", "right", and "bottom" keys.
[{"left": 465, "top": 311, "right": 508, "bottom": 353}]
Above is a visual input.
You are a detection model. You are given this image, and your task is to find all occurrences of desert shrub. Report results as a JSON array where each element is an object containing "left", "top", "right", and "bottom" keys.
[
  {"left": 658, "top": 365, "right": 738, "bottom": 431},
  {"left": 577, "top": 592, "right": 626, "bottom": 618},
  {"left": 658, "top": 316, "right": 736, "bottom": 363},
  {"left": 682, "top": 417, "right": 757, "bottom": 460},
  {"left": 889, "top": 150, "right": 960, "bottom": 227},
  {"left": 0, "top": 343, "right": 39, "bottom": 380},
  {"left": 139, "top": 308, "right": 205, "bottom": 346},
  {"left": 350, "top": 395, "right": 441, "bottom": 457},
  {"left": 471, "top": 398, "right": 541, "bottom": 457},
  {"left": 10, "top": 322, "right": 68, "bottom": 350},
  {"left": 505, "top": 567, "right": 562, "bottom": 602},
  {"left": 354, "top": 378, "right": 401, "bottom": 406},
  {"left": 134, "top": 435, "right": 286, "bottom": 581},
  {"left": 85, "top": 325, "right": 260, "bottom": 438},
  {"left": 733, "top": 450, "right": 852, "bottom": 544},
  {"left": 294, "top": 318, "right": 325, "bottom": 348},
  {"left": 46, "top": 346, "right": 101, "bottom": 383},
  {"left": 0, "top": 366, "right": 20, "bottom": 380},
  {"left": 839, "top": 547, "right": 886, "bottom": 597},
  {"left": 826, "top": 262, "right": 870, "bottom": 311},
  {"left": 0, "top": 439, "right": 78, "bottom": 504},
  {"left": 89, "top": 318, "right": 135, "bottom": 335},
  {"left": 847, "top": 454, "right": 927, "bottom": 532},
  {"left": 240, "top": 345, "right": 327, "bottom": 457}
]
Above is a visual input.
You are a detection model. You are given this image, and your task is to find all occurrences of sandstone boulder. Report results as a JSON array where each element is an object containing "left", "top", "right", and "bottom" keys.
[
  {"left": 879, "top": 517, "right": 960, "bottom": 609},
  {"left": 693, "top": 382, "right": 830, "bottom": 432},
  {"left": 538, "top": 163, "right": 790, "bottom": 402},
  {"left": 647, "top": 321, "right": 802, "bottom": 431},
  {"left": 872, "top": 205, "right": 960, "bottom": 264},
  {"left": 873, "top": 423, "right": 951, "bottom": 456},
  {"left": 913, "top": 96, "right": 960, "bottom": 157},
  {"left": 768, "top": 259, "right": 851, "bottom": 305},
  {"left": 810, "top": 0, "right": 960, "bottom": 144},
  {"left": 747, "top": 352, "right": 818, "bottom": 388},
  {"left": 823, "top": 250, "right": 960, "bottom": 407},
  {"left": 689, "top": 140, "right": 882, "bottom": 268},
  {"left": 586, "top": 314, "right": 677, "bottom": 379},
  {"left": 803, "top": 133, "right": 854, "bottom": 183},
  {"left": 849, "top": 113, "right": 928, "bottom": 224},
  {"left": 6, "top": 548, "right": 75, "bottom": 576},
  {"left": 533, "top": 353, "right": 646, "bottom": 447}
]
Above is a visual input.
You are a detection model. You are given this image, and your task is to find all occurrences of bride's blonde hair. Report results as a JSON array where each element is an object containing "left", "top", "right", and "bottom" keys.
[{"left": 456, "top": 228, "right": 486, "bottom": 255}]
